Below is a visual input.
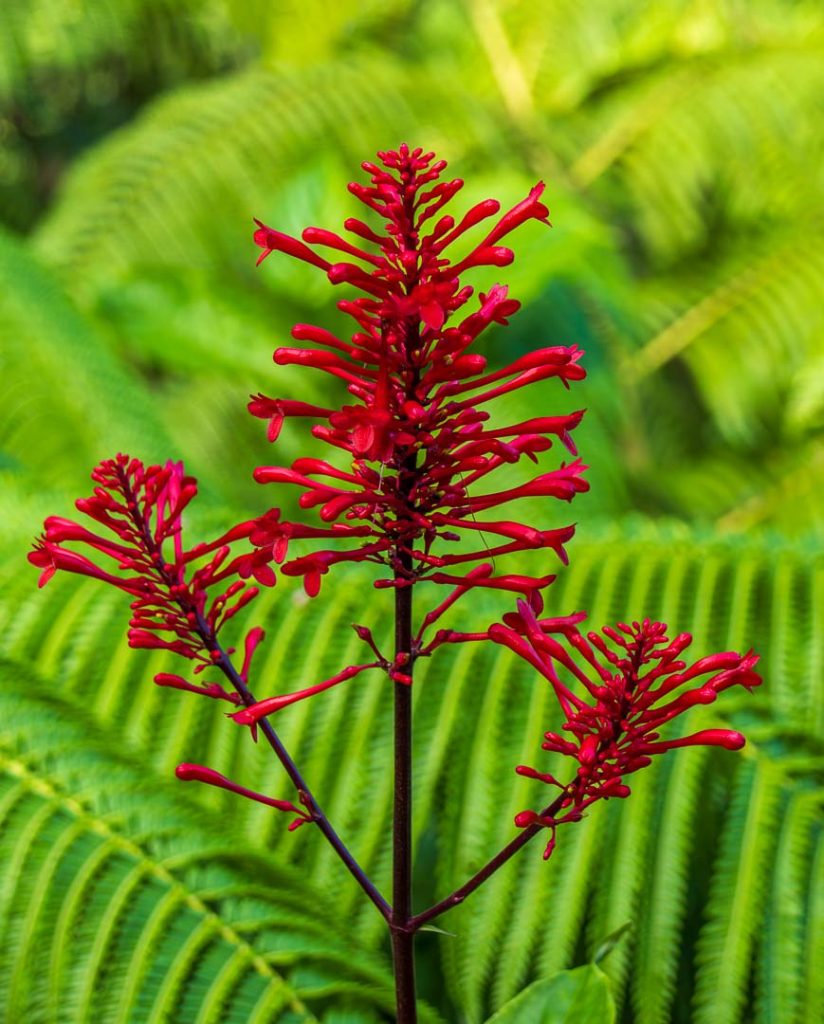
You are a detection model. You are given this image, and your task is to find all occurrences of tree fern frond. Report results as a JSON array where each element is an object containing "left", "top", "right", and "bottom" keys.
[
  {"left": 0, "top": 228, "right": 170, "bottom": 487},
  {"left": 31, "top": 64, "right": 415, "bottom": 293},
  {"left": 2, "top": 528, "right": 822, "bottom": 1021},
  {"left": 0, "top": 662, "right": 412, "bottom": 1024},
  {"left": 632, "top": 745, "right": 709, "bottom": 1024},
  {"left": 800, "top": 828, "right": 824, "bottom": 1024},
  {"left": 757, "top": 790, "right": 823, "bottom": 1024},
  {"left": 692, "top": 757, "right": 783, "bottom": 1024}
]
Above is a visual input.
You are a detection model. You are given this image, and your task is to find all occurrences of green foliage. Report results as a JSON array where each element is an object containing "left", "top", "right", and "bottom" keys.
[
  {"left": 3, "top": 1, "right": 824, "bottom": 1021},
  {"left": 0, "top": 661, "right": 414, "bottom": 1023},
  {"left": 7, "top": 0, "right": 821, "bottom": 530},
  {"left": 1, "top": 531, "right": 821, "bottom": 1022},
  {"left": 0, "top": 228, "right": 171, "bottom": 487},
  {"left": 483, "top": 965, "right": 615, "bottom": 1024}
]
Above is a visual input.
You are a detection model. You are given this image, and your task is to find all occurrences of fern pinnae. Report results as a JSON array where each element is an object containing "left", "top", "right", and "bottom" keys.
[
  {"left": 632, "top": 743, "right": 709, "bottom": 1024},
  {"left": 175, "top": 934, "right": 264, "bottom": 1024},
  {"left": 693, "top": 757, "right": 783, "bottom": 1024},
  {"left": 6, "top": 815, "right": 87, "bottom": 1021},
  {"left": 246, "top": 972, "right": 306, "bottom": 1024},
  {"left": 301, "top": 601, "right": 383, "bottom": 862},
  {"left": 63, "top": 588, "right": 135, "bottom": 711},
  {"left": 0, "top": 666, "right": 400, "bottom": 1021},
  {"left": 46, "top": 835, "right": 126, "bottom": 1021},
  {"left": 143, "top": 915, "right": 239, "bottom": 1024},
  {"left": 412, "top": 636, "right": 475, "bottom": 841},
  {"left": 111, "top": 886, "right": 190, "bottom": 1024},
  {"left": 757, "top": 789, "right": 821, "bottom": 1024},
  {"left": 442, "top": 642, "right": 520, "bottom": 1021},
  {"left": 800, "top": 825, "right": 824, "bottom": 1024},
  {"left": 769, "top": 558, "right": 804, "bottom": 730},
  {"left": 805, "top": 564, "right": 824, "bottom": 743},
  {"left": 484, "top": 653, "right": 558, "bottom": 1011},
  {"left": 0, "top": 794, "right": 61, "bottom": 943},
  {"left": 583, "top": 538, "right": 664, "bottom": 1005},
  {"left": 311, "top": 675, "right": 388, "bottom": 916},
  {"left": 75, "top": 861, "right": 157, "bottom": 1024},
  {"left": 587, "top": 759, "right": 658, "bottom": 1009},
  {"left": 685, "top": 550, "right": 725, "bottom": 644},
  {"left": 489, "top": 808, "right": 547, "bottom": 1008},
  {"left": 2, "top": 572, "right": 79, "bottom": 668},
  {"left": 720, "top": 552, "right": 762, "bottom": 653},
  {"left": 227, "top": 589, "right": 336, "bottom": 854},
  {"left": 191, "top": 944, "right": 263, "bottom": 1024}
]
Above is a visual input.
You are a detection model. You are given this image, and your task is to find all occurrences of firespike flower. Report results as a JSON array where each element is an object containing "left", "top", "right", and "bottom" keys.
[
  {"left": 176, "top": 764, "right": 313, "bottom": 830},
  {"left": 28, "top": 455, "right": 267, "bottom": 673},
  {"left": 485, "top": 602, "right": 762, "bottom": 857},
  {"left": 248, "top": 144, "right": 588, "bottom": 612}
]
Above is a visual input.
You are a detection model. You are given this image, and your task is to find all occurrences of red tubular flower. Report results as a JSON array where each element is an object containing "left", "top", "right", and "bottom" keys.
[
  {"left": 28, "top": 454, "right": 265, "bottom": 672},
  {"left": 176, "top": 764, "right": 313, "bottom": 830},
  {"left": 249, "top": 144, "right": 588, "bottom": 619},
  {"left": 488, "top": 602, "right": 762, "bottom": 857}
]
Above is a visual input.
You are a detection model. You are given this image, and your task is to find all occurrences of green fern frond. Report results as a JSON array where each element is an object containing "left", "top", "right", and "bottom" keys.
[
  {"left": 692, "top": 758, "right": 783, "bottom": 1024},
  {"left": 0, "top": 228, "right": 170, "bottom": 487},
  {"left": 0, "top": 659, "right": 427, "bottom": 1024},
  {"left": 3, "top": 511, "right": 823, "bottom": 1023},
  {"left": 757, "top": 789, "right": 823, "bottom": 1024}
]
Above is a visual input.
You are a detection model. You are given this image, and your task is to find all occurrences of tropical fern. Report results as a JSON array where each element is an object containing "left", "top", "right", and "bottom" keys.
[
  {"left": 0, "top": 228, "right": 171, "bottom": 488},
  {"left": 2, "top": 527, "right": 821, "bottom": 1022},
  {"left": 0, "top": 660, "right": 433, "bottom": 1023}
]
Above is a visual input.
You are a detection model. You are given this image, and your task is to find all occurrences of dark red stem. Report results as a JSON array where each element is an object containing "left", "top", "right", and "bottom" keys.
[
  {"left": 409, "top": 790, "right": 568, "bottom": 932},
  {"left": 121, "top": 467, "right": 391, "bottom": 923},
  {"left": 210, "top": 639, "right": 391, "bottom": 922},
  {"left": 391, "top": 566, "right": 417, "bottom": 1021}
]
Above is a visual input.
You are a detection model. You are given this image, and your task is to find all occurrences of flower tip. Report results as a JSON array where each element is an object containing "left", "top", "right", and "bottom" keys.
[
  {"left": 176, "top": 763, "right": 222, "bottom": 783},
  {"left": 37, "top": 567, "right": 55, "bottom": 588}
]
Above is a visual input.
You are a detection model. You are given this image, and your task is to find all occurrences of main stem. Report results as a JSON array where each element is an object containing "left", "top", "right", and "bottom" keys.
[{"left": 392, "top": 569, "right": 417, "bottom": 1021}]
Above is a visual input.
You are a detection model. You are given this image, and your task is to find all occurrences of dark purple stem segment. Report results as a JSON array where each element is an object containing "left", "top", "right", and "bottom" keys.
[
  {"left": 409, "top": 791, "right": 568, "bottom": 932},
  {"left": 210, "top": 640, "right": 392, "bottom": 922},
  {"left": 123, "top": 469, "right": 391, "bottom": 923},
  {"left": 392, "top": 573, "right": 417, "bottom": 1022}
]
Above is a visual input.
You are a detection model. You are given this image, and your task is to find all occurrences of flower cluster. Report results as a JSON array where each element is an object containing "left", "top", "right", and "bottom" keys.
[
  {"left": 28, "top": 455, "right": 267, "bottom": 679},
  {"left": 249, "top": 144, "right": 587, "bottom": 607},
  {"left": 486, "top": 602, "right": 762, "bottom": 856},
  {"left": 27, "top": 146, "right": 761, "bottom": 872}
]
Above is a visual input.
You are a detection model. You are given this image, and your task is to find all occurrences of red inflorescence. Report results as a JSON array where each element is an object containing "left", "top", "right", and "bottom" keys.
[
  {"left": 248, "top": 144, "right": 588, "bottom": 606},
  {"left": 28, "top": 455, "right": 268, "bottom": 675},
  {"left": 28, "top": 146, "right": 759, "bottom": 858},
  {"left": 486, "top": 601, "right": 762, "bottom": 856}
]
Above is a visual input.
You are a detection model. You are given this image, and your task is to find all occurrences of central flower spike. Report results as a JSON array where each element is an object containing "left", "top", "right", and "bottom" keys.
[{"left": 250, "top": 144, "right": 588, "bottom": 604}]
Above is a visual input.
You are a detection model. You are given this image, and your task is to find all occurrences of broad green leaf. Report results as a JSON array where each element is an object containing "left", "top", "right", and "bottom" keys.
[{"left": 483, "top": 965, "right": 615, "bottom": 1024}]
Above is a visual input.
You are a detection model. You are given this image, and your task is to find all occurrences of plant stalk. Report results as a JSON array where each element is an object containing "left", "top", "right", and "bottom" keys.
[
  {"left": 125, "top": 474, "right": 391, "bottom": 923},
  {"left": 409, "top": 790, "right": 568, "bottom": 932},
  {"left": 392, "top": 572, "right": 417, "bottom": 1021}
]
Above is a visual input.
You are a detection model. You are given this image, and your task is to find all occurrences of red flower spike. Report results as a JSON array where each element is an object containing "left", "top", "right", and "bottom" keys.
[
  {"left": 492, "top": 604, "right": 761, "bottom": 853},
  {"left": 250, "top": 145, "right": 587, "bottom": 622},
  {"left": 28, "top": 455, "right": 265, "bottom": 669}
]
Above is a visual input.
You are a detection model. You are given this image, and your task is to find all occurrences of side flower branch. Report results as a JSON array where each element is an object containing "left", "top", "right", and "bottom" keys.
[{"left": 28, "top": 454, "right": 390, "bottom": 919}]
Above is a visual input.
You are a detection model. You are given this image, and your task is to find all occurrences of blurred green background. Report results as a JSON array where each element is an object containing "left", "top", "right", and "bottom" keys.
[{"left": 0, "top": 2, "right": 822, "bottom": 1023}]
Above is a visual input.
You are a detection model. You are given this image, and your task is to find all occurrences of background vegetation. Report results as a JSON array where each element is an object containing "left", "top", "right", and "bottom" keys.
[{"left": 0, "top": 1, "right": 822, "bottom": 1021}]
